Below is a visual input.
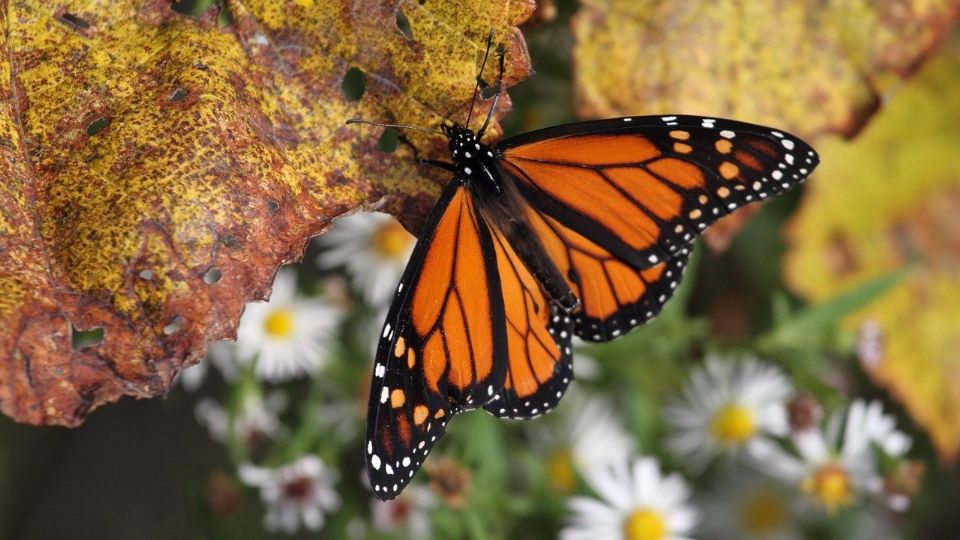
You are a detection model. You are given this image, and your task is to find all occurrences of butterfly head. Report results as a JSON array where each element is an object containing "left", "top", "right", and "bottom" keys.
[
  {"left": 441, "top": 122, "right": 477, "bottom": 153},
  {"left": 441, "top": 122, "right": 502, "bottom": 195}
]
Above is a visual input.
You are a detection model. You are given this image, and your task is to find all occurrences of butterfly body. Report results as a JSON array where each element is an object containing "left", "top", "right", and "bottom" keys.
[
  {"left": 443, "top": 123, "right": 505, "bottom": 195},
  {"left": 363, "top": 114, "right": 818, "bottom": 500}
]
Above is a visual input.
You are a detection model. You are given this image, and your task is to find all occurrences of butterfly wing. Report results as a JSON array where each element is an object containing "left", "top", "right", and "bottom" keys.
[
  {"left": 366, "top": 180, "right": 508, "bottom": 500},
  {"left": 497, "top": 114, "right": 818, "bottom": 340},
  {"left": 482, "top": 222, "right": 575, "bottom": 420},
  {"left": 525, "top": 205, "right": 691, "bottom": 341}
]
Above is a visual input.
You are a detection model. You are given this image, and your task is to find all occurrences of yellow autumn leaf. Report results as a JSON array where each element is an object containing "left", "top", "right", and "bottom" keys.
[
  {"left": 571, "top": 0, "right": 959, "bottom": 252},
  {"left": 784, "top": 50, "right": 960, "bottom": 462},
  {"left": 0, "top": 0, "right": 534, "bottom": 426}
]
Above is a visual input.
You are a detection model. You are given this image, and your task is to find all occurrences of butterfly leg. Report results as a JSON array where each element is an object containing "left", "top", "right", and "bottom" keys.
[
  {"left": 477, "top": 45, "right": 506, "bottom": 139},
  {"left": 398, "top": 134, "right": 457, "bottom": 173}
]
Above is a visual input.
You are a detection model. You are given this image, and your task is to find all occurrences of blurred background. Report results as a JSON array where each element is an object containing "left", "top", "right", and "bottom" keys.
[{"left": 2, "top": 1, "right": 959, "bottom": 539}]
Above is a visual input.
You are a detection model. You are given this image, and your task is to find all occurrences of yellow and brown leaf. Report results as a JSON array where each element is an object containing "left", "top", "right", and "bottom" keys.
[
  {"left": 0, "top": 0, "right": 533, "bottom": 426},
  {"left": 571, "top": 0, "right": 960, "bottom": 251},
  {"left": 785, "top": 50, "right": 960, "bottom": 462}
]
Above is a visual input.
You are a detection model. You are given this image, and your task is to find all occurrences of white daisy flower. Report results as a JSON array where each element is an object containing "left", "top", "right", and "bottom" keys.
[
  {"left": 748, "top": 399, "right": 911, "bottom": 513},
  {"left": 698, "top": 469, "right": 803, "bottom": 540},
  {"left": 239, "top": 455, "right": 341, "bottom": 534},
  {"left": 664, "top": 356, "right": 793, "bottom": 470},
  {"left": 371, "top": 484, "right": 435, "bottom": 539},
  {"left": 234, "top": 268, "right": 342, "bottom": 382},
  {"left": 315, "top": 211, "right": 415, "bottom": 308},
  {"left": 561, "top": 456, "right": 699, "bottom": 540},
  {"left": 195, "top": 391, "right": 287, "bottom": 447},
  {"left": 532, "top": 386, "right": 636, "bottom": 492}
]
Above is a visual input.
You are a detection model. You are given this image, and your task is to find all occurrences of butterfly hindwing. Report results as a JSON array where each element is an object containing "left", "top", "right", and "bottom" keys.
[
  {"left": 482, "top": 223, "right": 575, "bottom": 419},
  {"left": 366, "top": 181, "right": 508, "bottom": 500},
  {"left": 524, "top": 204, "right": 691, "bottom": 341}
]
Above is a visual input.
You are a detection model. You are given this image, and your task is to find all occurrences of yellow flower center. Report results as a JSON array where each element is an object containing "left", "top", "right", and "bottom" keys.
[
  {"left": 802, "top": 464, "right": 853, "bottom": 513},
  {"left": 372, "top": 220, "right": 414, "bottom": 259},
  {"left": 623, "top": 508, "right": 667, "bottom": 540},
  {"left": 547, "top": 448, "right": 575, "bottom": 493},
  {"left": 709, "top": 402, "right": 757, "bottom": 445},
  {"left": 740, "top": 489, "right": 789, "bottom": 535},
  {"left": 264, "top": 308, "right": 295, "bottom": 338}
]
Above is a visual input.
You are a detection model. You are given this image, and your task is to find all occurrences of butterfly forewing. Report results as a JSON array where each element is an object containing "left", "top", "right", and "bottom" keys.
[
  {"left": 499, "top": 115, "right": 818, "bottom": 268},
  {"left": 366, "top": 181, "right": 508, "bottom": 500}
]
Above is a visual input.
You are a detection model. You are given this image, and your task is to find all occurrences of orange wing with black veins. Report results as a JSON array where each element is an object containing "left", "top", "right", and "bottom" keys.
[{"left": 366, "top": 182, "right": 507, "bottom": 500}]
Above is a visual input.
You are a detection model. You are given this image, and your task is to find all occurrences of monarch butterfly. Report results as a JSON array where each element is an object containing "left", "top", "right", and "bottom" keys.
[{"left": 351, "top": 35, "right": 818, "bottom": 500}]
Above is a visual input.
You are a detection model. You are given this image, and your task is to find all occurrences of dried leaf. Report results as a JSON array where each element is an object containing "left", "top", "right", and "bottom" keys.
[
  {"left": 571, "top": 0, "right": 960, "bottom": 251},
  {"left": 784, "top": 50, "right": 960, "bottom": 462},
  {"left": 0, "top": 0, "right": 533, "bottom": 426}
]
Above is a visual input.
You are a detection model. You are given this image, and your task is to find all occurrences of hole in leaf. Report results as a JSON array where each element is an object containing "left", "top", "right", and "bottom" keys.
[
  {"left": 139, "top": 269, "right": 154, "bottom": 280},
  {"left": 203, "top": 268, "right": 222, "bottom": 284},
  {"left": 71, "top": 325, "right": 104, "bottom": 350},
  {"left": 171, "top": 0, "right": 233, "bottom": 26},
  {"left": 267, "top": 200, "right": 280, "bottom": 213},
  {"left": 170, "top": 0, "right": 195, "bottom": 15},
  {"left": 378, "top": 127, "right": 400, "bottom": 153},
  {"left": 169, "top": 88, "right": 189, "bottom": 103},
  {"left": 395, "top": 9, "right": 413, "bottom": 40},
  {"left": 58, "top": 12, "right": 91, "bottom": 30},
  {"left": 163, "top": 317, "right": 185, "bottom": 335},
  {"left": 480, "top": 83, "right": 498, "bottom": 100},
  {"left": 341, "top": 67, "right": 366, "bottom": 102},
  {"left": 86, "top": 117, "right": 110, "bottom": 136}
]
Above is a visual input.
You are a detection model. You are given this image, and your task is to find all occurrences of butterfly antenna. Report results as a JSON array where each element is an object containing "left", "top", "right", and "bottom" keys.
[
  {"left": 477, "top": 44, "right": 506, "bottom": 139},
  {"left": 345, "top": 118, "right": 442, "bottom": 136},
  {"left": 465, "top": 29, "right": 496, "bottom": 129}
]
